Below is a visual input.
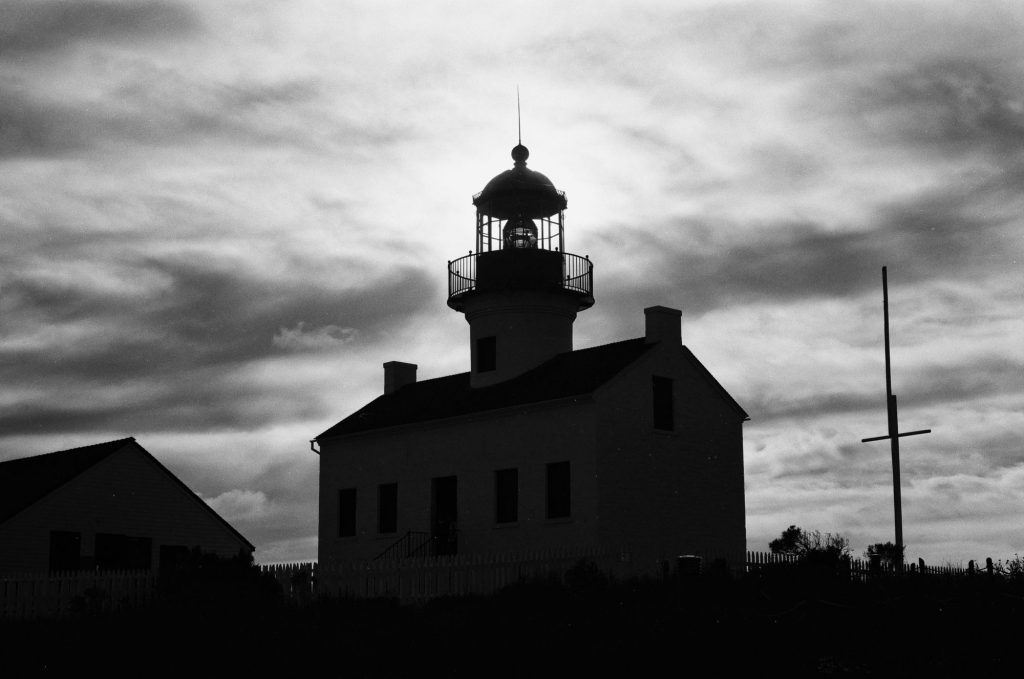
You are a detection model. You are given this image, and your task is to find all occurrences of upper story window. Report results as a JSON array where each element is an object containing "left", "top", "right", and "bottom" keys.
[
  {"left": 653, "top": 375, "right": 674, "bottom": 431},
  {"left": 338, "top": 488, "right": 357, "bottom": 538},
  {"left": 378, "top": 483, "right": 398, "bottom": 534},
  {"left": 477, "top": 336, "right": 496, "bottom": 372}
]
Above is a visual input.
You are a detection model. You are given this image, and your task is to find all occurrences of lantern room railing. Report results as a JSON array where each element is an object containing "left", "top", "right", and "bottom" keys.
[{"left": 447, "top": 251, "right": 594, "bottom": 310}]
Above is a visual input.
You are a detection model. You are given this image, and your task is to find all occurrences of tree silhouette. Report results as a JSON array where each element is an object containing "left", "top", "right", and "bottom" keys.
[
  {"left": 769, "top": 525, "right": 805, "bottom": 555},
  {"left": 770, "top": 525, "right": 851, "bottom": 559},
  {"left": 864, "top": 541, "right": 904, "bottom": 566}
]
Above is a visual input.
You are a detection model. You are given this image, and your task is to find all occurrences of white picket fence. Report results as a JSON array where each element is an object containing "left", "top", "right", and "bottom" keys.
[
  {"left": 265, "top": 548, "right": 634, "bottom": 602},
  {"left": 1, "top": 570, "right": 157, "bottom": 620}
]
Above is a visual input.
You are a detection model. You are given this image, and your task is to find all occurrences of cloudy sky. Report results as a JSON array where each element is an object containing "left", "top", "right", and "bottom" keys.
[{"left": 2, "top": 0, "right": 1022, "bottom": 565}]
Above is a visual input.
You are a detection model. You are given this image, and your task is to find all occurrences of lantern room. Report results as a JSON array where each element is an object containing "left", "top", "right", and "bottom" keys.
[
  {"left": 447, "top": 144, "right": 594, "bottom": 314},
  {"left": 472, "top": 144, "right": 567, "bottom": 254},
  {"left": 447, "top": 143, "right": 595, "bottom": 387}
]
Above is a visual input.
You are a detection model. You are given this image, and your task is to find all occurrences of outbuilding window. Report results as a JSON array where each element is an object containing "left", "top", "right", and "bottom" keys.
[
  {"left": 95, "top": 533, "right": 152, "bottom": 571},
  {"left": 49, "top": 531, "right": 81, "bottom": 572}
]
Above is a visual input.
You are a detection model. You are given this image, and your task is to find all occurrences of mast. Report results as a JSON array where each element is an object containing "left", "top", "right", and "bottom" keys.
[{"left": 861, "top": 266, "right": 932, "bottom": 569}]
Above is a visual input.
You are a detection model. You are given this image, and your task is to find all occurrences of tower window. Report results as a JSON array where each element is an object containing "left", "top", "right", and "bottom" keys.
[
  {"left": 546, "top": 461, "right": 571, "bottom": 519},
  {"left": 477, "top": 336, "right": 496, "bottom": 373},
  {"left": 653, "top": 376, "right": 674, "bottom": 431},
  {"left": 378, "top": 483, "right": 398, "bottom": 534},
  {"left": 338, "top": 488, "right": 357, "bottom": 537},
  {"left": 495, "top": 468, "right": 518, "bottom": 524}
]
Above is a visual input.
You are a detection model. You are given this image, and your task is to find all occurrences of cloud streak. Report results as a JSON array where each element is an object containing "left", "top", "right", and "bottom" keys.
[{"left": 0, "top": 1, "right": 199, "bottom": 58}]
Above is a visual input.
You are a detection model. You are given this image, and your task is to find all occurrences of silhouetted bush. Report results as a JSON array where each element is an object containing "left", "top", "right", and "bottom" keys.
[
  {"left": 7, "top": 559, "right": 1024, "bottom": 675},
  {"left": 564, "top": 557, "right": 610, "bottom": 591},
  {"left": 157, "top": 548, "right": 281, "bottom": 614}
]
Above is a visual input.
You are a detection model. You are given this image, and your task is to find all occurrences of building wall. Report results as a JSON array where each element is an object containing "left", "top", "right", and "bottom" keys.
[
  {"left": 318, "top": 401, "right": 599, "bottom": 564},
  {"left": 0, "top": 445, "right": 251, "bottom": 574},
  {"left": 593, "top": 343, "right": 746, "bottom": 574}
]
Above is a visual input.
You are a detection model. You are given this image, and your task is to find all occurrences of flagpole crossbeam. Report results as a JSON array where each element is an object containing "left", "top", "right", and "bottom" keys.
[{"left": 861, "top": 429, "right": 932, "bottom": 443}]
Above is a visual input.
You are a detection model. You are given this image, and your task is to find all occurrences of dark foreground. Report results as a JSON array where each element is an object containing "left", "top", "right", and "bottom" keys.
[{"left": 4, "top": 562, "right": 1023, "bottom": 676}]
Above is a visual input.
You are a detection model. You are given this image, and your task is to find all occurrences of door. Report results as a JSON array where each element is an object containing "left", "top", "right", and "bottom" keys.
[{"left": 431, "top": 476, "right": 458, "bottom": 556}]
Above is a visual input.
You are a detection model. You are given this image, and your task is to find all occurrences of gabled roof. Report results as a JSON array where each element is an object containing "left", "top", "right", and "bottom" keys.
[
  {"left": 678, "top": 346, "right": 750, "bottom": 422},
  {"left": 0, "top": 438, "right": 134, "bottom": 525},
  {"left": 317, "top": 338, "right": 656, "bottom": 440},
  {"left": 0, "top": 438, "right": 254, "bottom": 551}
]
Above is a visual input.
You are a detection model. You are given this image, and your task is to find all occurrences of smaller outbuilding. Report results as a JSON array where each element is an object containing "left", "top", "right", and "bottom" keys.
[{"left": 0, "top": 438, "right": 253, "bottom": 574}]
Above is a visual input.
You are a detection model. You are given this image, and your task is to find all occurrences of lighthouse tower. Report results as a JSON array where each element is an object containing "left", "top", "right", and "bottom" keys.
[{"left": 447, "top": 144, "right": 594, "bottom": 387}]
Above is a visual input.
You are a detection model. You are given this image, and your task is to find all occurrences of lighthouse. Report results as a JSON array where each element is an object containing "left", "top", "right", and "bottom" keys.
[
  {"left": 315, "top": 139, "right": 747, "bottom": 581},
  {"left": 447, "top": 143, "right": 594, "bottom": 387}
]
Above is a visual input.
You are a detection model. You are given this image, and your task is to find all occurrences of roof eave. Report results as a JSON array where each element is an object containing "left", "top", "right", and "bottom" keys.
[{"left": 315, "top": 392, "right": 597, "bottom": 445}]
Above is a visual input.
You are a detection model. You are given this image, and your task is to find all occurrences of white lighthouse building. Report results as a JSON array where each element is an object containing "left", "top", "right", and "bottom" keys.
[{"left": 315, "top": 143, "right": 748, "bottom": 579}]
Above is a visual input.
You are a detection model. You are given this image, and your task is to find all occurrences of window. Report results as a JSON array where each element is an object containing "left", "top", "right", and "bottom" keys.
[
  {"left": 49, "top": 530, "right": 81, "bottom": 572},
  {"left": 653, "top": 375, "right": 674, "bottom": 431},
  {"left": 95, "top": 533, "right": 152, "bottom": 571},
  {"left": 495, "top": 468, "right": 518, "bottom": 524},
  {"left": 477, "top": 336, "right": 496, "bottom": 373},
  {"left": 378, "top": 483, "right": 398, "bottom": 534},
  {"left": 431, "top": 476, "right": 458, "bottom": 556},
  {"left": 338, "top": 488, "right": 357, "bottom": 537},
  {"left": 546, "top": 461, "right": 571, "bottom": 519},
  {"left": 159, "top": 545, "right": 191, "bottom": 573}
]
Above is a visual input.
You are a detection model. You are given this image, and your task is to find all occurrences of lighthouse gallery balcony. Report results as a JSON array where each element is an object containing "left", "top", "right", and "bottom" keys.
[{"left": 447, "top": 249, "right": 594, "bottom": 312}]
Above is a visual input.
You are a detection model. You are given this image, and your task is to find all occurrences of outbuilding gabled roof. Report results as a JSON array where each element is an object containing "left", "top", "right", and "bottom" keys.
[
  {"left": 318, "top": 337, "right": 657, "bottom": 440},
  {"left": 0, "top": 438, "right": 134, "bottom": 526},
  {"left": 0, "top": 438, "right": 254, "bottom": 551}
]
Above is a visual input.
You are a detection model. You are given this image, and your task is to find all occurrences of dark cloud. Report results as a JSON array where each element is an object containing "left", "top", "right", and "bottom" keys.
[
  {"left": 745, "top": 391, "right": 878, "bottom": 424},
  {"left": 0, "top": 367, "right": 327, "bottom": 436},
  {"left": 596, "top": 181, "right": 1019, "bottom": 317},
  {"left": 0, "top": 257, "right": 437, "bottom": 434},
  {"left": 0, "top": 86, "right": 89, "bottom": 157},
  {"left": 3, "top": 257, "right": 437, "bottom": 376},
  {"left": 0, "top": 77, "right": 325, "bottom": 159},
  {"left": 855, "top": 59, "right": 1024, "bottom": 162},
  {"left": 905, "top": 357, "right": 1024, "bottom": 409},
  {"left": 5, "top": 361, "right": 340, "bottom": 434},
  {"left": 106, "top": 77, "right": 327, "bottom": 146},
  {"left": 0, "top": 1, "right": 198, "bottom": 58},
  {"left": 740, "top": 356, "right": 1022, "bottom": 424}
]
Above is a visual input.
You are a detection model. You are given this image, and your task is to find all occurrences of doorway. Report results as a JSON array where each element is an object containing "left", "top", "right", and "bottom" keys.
[{"left": 431, "top": 476, "right": 458, "bottom": 556}]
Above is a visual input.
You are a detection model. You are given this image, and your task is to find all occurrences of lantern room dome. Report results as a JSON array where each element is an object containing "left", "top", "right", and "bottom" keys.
[{"left": 473, "top": 145, "right": 567, "bottom": 220}]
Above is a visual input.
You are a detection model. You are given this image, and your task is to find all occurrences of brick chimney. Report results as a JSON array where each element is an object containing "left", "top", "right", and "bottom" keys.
[
  {"left": 644, "top": 306, "right": 682, "bottom": 345},
  {"left": 383, "top": 361, "right": 417, "bottom": 395}
]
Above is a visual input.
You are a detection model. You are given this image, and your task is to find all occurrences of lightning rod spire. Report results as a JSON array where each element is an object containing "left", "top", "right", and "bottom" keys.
[{"left": 517, "top": 86, "right": 521, "bottom": 145}]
